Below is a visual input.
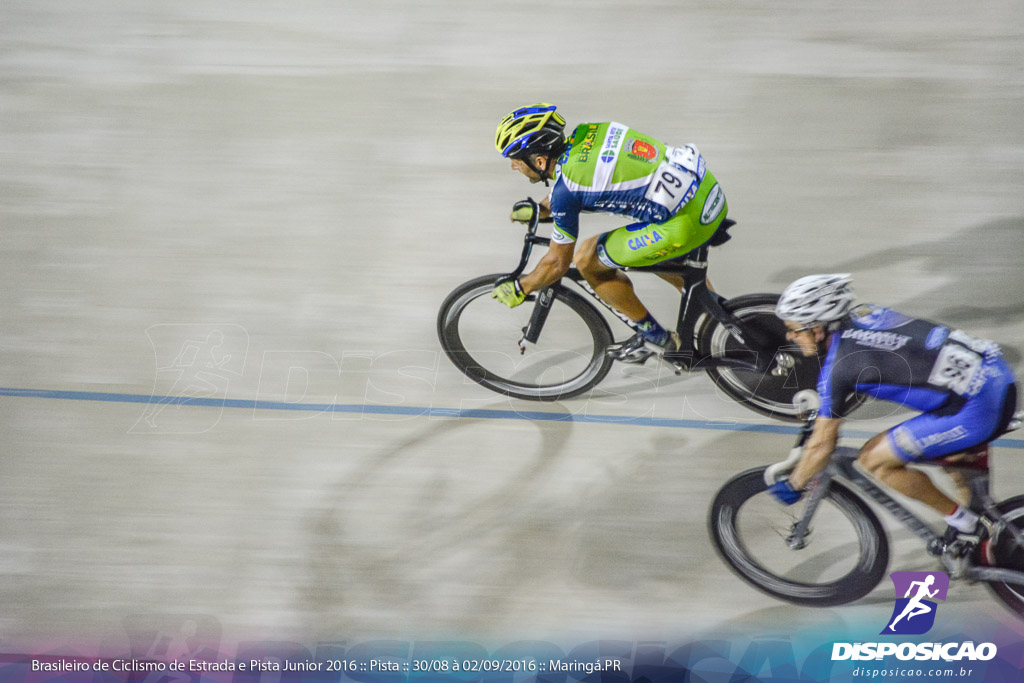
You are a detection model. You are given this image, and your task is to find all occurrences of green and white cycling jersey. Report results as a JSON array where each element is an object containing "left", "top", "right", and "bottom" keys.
[{"left": 548, "top": 121, "right": 717, "bottom": 244}]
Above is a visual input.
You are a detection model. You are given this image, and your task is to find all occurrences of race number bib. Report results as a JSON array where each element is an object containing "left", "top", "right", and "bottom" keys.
[
  {"left": 644, "top": 144, "right": 705, "bottom": 215},
  {"left": 928, "top": 343, "right": 983, "bottom": 395}
]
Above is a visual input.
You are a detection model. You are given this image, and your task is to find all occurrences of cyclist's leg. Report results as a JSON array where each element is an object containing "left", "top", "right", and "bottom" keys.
[
  {"left": 577, "top": 174, "right": 728, "bottom": 356},
  {"left": 860, "top": 362, "right": 1015, "bottom": 515},
  {"left": 574, "top": 234, "right": 648, "bottom": 321},
  {"left": 858, "top": 431, "right": 961, "bottom": 516},
  {"left": 576, "top": 234, "right": 677, "bottom": 361},
  {"left": 580, "top": 219, "right": 701, "bottom": 347}
]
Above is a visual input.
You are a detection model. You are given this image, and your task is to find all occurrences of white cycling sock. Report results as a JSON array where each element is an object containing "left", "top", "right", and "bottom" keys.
[{"left": 944, "top": 505, "right": 979, "bottom": 533}]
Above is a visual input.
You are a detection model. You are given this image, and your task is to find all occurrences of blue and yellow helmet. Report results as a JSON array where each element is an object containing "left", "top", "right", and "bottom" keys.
[{"left": 495, "top": 103, "right": 567, "bottom": 159}]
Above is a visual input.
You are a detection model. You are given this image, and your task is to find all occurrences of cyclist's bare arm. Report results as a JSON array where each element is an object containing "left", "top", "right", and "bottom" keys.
[
  {"left": 789, "top": 417, "right": 842, "bottom": 489},
  {"left": 520, "top": 241, "right": 573, "bottom": 295}
]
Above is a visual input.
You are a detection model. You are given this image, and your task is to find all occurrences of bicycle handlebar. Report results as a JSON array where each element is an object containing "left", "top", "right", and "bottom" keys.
[{"left": 501, "top": 202, "right": 551, "bottom": 283}]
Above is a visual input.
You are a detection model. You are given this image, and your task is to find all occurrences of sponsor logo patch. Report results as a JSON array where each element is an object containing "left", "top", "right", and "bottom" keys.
[
  {"left": 577, "top": 125, "right": 599, "bottom": 163},
  {"left": 627, "top": 230, "right": 663, "bottom": 251},
  {"left": 600, "top": 125, "right": 625, "bottom": 164},
  {"left": 626, "top": 139, "right": 657, "bottom": 161},
  {"left": 891, "top": 426, "right": 922, "bottom": 458},
  {"left": 916, "top": 425, "right": 969, "bottom": 451},
  {"left": 842, "top": 328, "right": 912, "bottom": 351},
  {"left": 700, "top": 183, "right": 724, "bottom": 225},
  {"left": 596, "top": 242, "right": 618, "bottom": 269},
  {"left": 926, "top": 326, "right": 949, "bottom": 349}
]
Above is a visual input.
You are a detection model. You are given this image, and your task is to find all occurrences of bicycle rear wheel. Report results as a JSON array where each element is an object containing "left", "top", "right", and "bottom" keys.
[
  {"left": 982, "top": 495, "right": 1024, "bottom": 617},
  {"left": 437, "top": 274, "right": 614, "bottom": 401},
  {"left": 697, "top": 293, "right": 859, "bottom": 422},
  {"left": 708, "top": 467, "right": 889, "bottom": 606}
]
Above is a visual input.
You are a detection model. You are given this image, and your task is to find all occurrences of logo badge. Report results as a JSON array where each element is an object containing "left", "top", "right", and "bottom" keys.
[
  {"left": 627, "top": 139, "right": 657, "bottom": 161},
  {"left": 700, "top": 183, "right": 725, "bottom": 225},
  {"left": 926, "top": 326, "right": 950, "bottom": 350},
  {"left": 600, "top": 125, "right": 624, "bottom": 164},
  {"left": 596, "top": 242, "right": 617, "bottom": 269},
  {"left": 881, "top": 571, "right": 949, "bottom": 635}
]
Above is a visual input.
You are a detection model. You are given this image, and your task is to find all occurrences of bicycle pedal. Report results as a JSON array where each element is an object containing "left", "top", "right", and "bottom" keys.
[
  {"left": 658, "top": 356, "right": 687, "bottom": 375},
  {"left": 930, "top": 527, "right": 981, "bottom": 561},
  {"left": 662, "top": 350, "right": 694, "bottom": 368}
]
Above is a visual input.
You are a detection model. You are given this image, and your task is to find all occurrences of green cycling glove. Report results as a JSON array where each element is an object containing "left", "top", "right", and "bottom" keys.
[
  {"left": 510, "top": 198, "right": 538, "bottom": 224},
  {"left": 492, "top": 279, "right": 526, "bottom": 308}
]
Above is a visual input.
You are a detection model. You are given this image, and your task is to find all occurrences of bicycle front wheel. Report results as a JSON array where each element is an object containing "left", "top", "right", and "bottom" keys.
[
  {"left": 437, "top": 274, "right": 614, "bottom": 401},
  {"left": 708, "top": 467, "right": 889, "bottom": 606}
]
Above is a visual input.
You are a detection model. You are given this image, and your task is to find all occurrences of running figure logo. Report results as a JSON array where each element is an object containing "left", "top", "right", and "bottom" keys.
[
  {"left": 131, "top": 324, "right": 249, "bottom": 434},
  {"left": 881, "top": 571, "right": 949, "bottom": 635}
]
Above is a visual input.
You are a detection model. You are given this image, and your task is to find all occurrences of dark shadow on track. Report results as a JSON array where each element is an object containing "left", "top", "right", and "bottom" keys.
[{"left": 300, "top": 407, "right": 578, "bottom": 636}]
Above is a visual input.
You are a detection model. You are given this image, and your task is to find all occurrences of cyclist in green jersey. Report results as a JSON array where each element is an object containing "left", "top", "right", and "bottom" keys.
[{"left": 491, "top": 103, "right": 731, "bottom": 363}]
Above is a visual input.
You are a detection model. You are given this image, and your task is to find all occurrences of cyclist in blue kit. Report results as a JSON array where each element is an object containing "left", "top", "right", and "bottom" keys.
[{"left": 768, "top": 274, "right": 1019, "bottom": 544}]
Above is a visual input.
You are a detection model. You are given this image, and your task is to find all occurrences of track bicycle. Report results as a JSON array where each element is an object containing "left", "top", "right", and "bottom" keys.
[
  {"left": 437, "top": 206, "right": 847, "bottom": 421},
  {"left": 708, "top": 392, "right": 1024, "bottom": 616}
]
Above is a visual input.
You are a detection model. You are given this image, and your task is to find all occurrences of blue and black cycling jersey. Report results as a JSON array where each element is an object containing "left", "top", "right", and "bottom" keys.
[{"left": 818, "top": 304, "right": 1004, "bottom": 419}]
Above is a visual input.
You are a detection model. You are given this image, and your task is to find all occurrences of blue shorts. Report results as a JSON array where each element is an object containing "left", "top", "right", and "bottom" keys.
[{"left": 888, "top": 359, "right": 1017, "bottom": 463}]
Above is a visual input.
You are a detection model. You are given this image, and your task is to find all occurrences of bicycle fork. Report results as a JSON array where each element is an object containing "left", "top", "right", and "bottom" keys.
[
  {"left": 787, "top": 471, "right": 827, "bottom": 550},
  {"left": 518, "top": 286, "right": 557, "bottom": 353}
]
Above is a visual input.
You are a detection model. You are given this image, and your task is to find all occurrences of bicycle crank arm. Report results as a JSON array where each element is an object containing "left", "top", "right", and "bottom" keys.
[
  {"left": 689, "top": 355, "right": 764, "bottom": 373},
  {"left": 689, "top": 343, "right": 791, "bottom": 374},
  {"left": 660, "top": 351, "right": 761, "bottom": 375}
]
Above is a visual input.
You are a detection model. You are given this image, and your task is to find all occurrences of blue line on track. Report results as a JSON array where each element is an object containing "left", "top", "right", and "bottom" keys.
[{"left": 2, "top": 386, "right": 1023, "bottom": 448}]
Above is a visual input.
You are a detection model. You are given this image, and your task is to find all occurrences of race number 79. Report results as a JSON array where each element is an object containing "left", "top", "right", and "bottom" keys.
[
  {"left": 645, "top": 164, "right": 695, "bottom": 213},
  {"left": 655, "top": 170, "right": 684, "bottom": 198}
]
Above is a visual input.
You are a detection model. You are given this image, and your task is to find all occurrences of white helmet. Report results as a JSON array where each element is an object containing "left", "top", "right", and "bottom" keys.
[{"left": 776, "top": 274, "right": 855, "bottom": 324}]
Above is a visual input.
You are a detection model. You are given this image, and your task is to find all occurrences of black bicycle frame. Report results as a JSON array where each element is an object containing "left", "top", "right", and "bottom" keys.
[{"left": 504, "top": 213, "right": 779, "bottom": 373}]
